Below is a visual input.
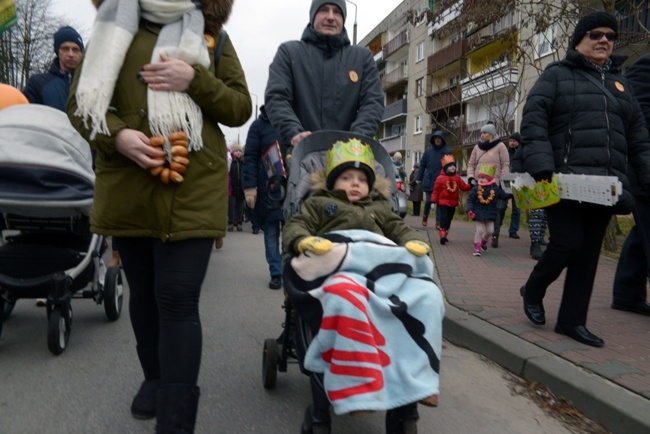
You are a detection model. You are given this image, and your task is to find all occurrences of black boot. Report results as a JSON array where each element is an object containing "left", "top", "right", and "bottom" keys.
[
  {"left": 530, "top": 243, "right": 543, "bottom": 260},
  {"left": 156, "top": 384, "right": 200, "bottom": 434},
  {"left": 385, "top": 403, "right": 419, "bottom": 434},
  {"left": 131, "top": 346, "right": 160, "bottom": 419}
]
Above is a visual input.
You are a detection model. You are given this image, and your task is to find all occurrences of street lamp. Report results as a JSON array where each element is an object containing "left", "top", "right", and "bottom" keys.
[
  {"left": 346, "top": 0, "right": 357, "bottom": 45},
  {"left": 250, "top": 92, "right": 259, "bottom": 119}
]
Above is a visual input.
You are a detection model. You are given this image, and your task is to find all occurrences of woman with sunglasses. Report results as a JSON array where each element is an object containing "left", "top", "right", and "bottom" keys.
[{"left": 518, "top": 11, "right": 650, "bottom": 347}]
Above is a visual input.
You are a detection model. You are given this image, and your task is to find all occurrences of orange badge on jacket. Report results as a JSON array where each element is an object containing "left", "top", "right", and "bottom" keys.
[
  {"left": 615, "top": 81, "right": 625, "bottom": 92},
  {"left": 204, "top": 34, "right": 215, "bottom": 49},
  {"left": 349, "top": 70, "right": 359, "bottom": 83}
]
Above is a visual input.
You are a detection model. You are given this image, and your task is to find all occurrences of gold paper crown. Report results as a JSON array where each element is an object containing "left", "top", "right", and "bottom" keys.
[
  {"left": 478, "top": 163, "right": 496, "bottom": 179},
  {"left": 325, "top": 138, "right": 375, "bottom": 180},
  {"left": 441, "top": 154, "right": 455, "bottom": 167}
]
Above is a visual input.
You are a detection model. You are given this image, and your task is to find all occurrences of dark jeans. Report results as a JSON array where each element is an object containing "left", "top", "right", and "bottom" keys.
[
  {"left": 263, "top": 219, "right": 283, "bottom": 277},
  {"left": 613, "top": 197, "right": 650, "bottom": 304},
  {"left": 494, "top": 197, "right": 520, "bottom": 236},
  {"left": 228, "top": 195, "right": 245, "bottom": 225},
  {"left": 411, "top": 201, "right": 421, "bottom": 216},
  {"left": 114, "top": 237, "right": 213, "bottom": 385},
  {"left": 438, "top": 205, "right": 456, "bottom": 231},
  {"left": 524, "top": 201, "right": 612, "bottom": 327},
  {"left": 423, "top": 195, "right": 442, "bottom": 222}
]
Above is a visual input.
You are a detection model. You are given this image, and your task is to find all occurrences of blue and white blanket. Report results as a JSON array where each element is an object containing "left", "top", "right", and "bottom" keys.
[{"left": 283, "top": 230, "right": 444, "bottom": 415}]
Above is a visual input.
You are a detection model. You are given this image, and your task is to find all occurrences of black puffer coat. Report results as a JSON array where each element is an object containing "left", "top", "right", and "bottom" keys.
[{"left": 521, "top": 49, "right": 650, "bottom": 201}]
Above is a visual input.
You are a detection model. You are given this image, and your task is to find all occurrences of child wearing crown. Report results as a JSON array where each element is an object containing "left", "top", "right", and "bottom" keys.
[
  {"left": 466, "top": 163, "right": 510, "bottom": 256},
  {"left": 282, "top": 138, "right": 440, "bottom": 410},
  {"left": 431, "top": 155, "right": 471, "bottom": 244}
]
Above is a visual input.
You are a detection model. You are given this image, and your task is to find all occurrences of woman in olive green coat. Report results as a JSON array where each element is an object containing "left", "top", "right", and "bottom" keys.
[{"left": 67, "top": 1, "right": 251, "bottom": 432}]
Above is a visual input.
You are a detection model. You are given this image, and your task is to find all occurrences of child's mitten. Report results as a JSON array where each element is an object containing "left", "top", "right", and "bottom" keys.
[
  {"left": 467, "top": 211, "right": 476, "bottom": 220},
  {"left": 405, "top": 240, "right": 431, "bottom": 256},
  {"left": 297, "top": 236, "right": 333, "bottom": 255}
]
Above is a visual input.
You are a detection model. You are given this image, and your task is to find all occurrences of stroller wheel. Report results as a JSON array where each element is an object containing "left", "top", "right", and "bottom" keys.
[
  {"left": 103, "top": 267, "right": 123, "bottom": 321},
  {"left": 47, "top": 304, "right": 72, "bottom": 355},
  {"left": 300, "top": 405, "right": 331, "bottom": 434},
  {"left": 262, "top": 338, "right": 279, "bottom": 389}
]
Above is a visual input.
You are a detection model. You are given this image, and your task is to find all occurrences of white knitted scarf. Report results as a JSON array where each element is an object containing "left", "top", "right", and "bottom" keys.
[{"left": 74, "top": 0, "right": 210, "bottom": 151}]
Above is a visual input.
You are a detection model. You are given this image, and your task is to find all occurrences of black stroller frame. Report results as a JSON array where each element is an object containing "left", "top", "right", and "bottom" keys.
[
  {"left": 261, "top": 131, "right": 419, "bottom": 434},
  {"left": 0, "top": 104, "right": 124, "bottom": 355}
]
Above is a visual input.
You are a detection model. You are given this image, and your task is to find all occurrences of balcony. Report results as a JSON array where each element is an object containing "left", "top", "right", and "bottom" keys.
[
  {"left": 383, "top": 30, "right": 409, "bottom": 60},
  {"left": 426, "top": 84, "right": 462, "bottom": 113},
  {"left": 379, "top": 134, "right": 406, "bottom": 154},
  {"left": 466, "top": 11, "right": 516, "bottom": 52},
  {"left": 462, "top": 61, "right": 518, "bottom": 102},
  {"left": 381, "top": 66, "right": 408, "bottom": 91},
  {"left": 615, "top": 4, "right": 649, "bottom": 49},
  {"left": 427, "top": 38, "right": 468, "bottom": 73},
  {"left": 382, "top": 99, "right": 407, "bottom": 122}
]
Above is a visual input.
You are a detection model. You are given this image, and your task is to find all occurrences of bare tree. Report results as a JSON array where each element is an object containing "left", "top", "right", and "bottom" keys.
[{"left": 0, "top": 0, "right": 65, "bottom": 89}]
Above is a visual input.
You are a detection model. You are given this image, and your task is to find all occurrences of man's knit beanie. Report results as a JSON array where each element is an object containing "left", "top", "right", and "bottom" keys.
[
  {"left": 310, "top": 0, "right": 347, "bottom": 25},
  {"left": 54, "top": 26, "right": 84, "bottom": 54},
  {"left": 510, "top": 132, "right": 522, "bottom": 144},
  {"left": 570, "top": 11, "right": 618, "bottom": 49}
]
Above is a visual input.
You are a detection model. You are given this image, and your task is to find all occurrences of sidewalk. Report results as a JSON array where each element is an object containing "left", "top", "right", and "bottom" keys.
[{"left": 404, "top": 215, "right": 650, "bottom": 434}]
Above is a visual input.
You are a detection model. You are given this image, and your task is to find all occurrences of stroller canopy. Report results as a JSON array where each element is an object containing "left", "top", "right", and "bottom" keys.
[{"left": 0, "top": 104, "right": 94, "bottom": 217}]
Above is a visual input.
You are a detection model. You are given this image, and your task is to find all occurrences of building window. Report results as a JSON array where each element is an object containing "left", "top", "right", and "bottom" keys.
[
  {"left": 416, "top": 41, "right": 425, "bottom": 62},
  {"left": 415, "top": 115, "right": 422, "bottom": 133},
  {"left": 415, "top": 78, "right": 424, "bottom": 97},
  {"left": 535, "top": 24, "right": 555, "bottom": 58}
]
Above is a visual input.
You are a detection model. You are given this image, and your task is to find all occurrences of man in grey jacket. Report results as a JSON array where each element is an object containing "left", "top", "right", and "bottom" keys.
[{"left": 264, "top": 0, "right": 384, "bottom": 147}]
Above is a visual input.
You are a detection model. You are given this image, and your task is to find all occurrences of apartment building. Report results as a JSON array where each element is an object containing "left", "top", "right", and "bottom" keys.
[{"left": 361, "top": 0, "right": 649, "bottom": 172}]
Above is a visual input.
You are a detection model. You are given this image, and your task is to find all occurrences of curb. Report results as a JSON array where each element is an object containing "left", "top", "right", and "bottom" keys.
[{"left": 442, "top": 305, "right": 650, "bottom": 434}]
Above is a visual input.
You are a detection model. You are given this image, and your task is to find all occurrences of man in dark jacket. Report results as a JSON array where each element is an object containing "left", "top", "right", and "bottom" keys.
[
  {"left": 611, "top": 53, "right": 650, "bottom": 316},
  {"left": 416, "top": 130, "right": 452, "bottom": 227},
  {"left": 264, "top": 0, "right": 383, "bottom": 148},
  {"left": 242, "top": 106, "right": 286, "bottom": 290},
  {"left": 519, "top": 12, "right": 650, "bottom": 347},
  {"left": 494, "top": 132, "right": 522, "bottom": 239},
  {"left": 24, "top": 26, "right": 84, "bottom": 111}
]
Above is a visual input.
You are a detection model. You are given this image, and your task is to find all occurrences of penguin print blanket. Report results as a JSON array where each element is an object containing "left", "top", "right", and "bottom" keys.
[{"left": 283, "top": 230, "right": 444, "bottom": 415}]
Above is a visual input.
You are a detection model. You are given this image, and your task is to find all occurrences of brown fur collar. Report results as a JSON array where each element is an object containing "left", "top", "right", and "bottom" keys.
[{"left": 310, "top": 169, "right": 392, "bottom": 199}]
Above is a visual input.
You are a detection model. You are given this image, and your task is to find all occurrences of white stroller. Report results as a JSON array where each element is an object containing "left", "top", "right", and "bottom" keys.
[{"left": 0, "top": 104, "right": 123, "bottom": 355}]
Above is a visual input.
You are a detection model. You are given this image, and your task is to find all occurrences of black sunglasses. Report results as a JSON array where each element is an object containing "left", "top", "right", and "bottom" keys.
[{"left": 586, "top": 30, "right": 616, "bottom": 42}]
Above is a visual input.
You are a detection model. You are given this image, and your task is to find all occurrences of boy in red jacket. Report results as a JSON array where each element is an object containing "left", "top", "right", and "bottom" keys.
[{"left": 431, "top": 155, "right": 471, "bottom": 244}]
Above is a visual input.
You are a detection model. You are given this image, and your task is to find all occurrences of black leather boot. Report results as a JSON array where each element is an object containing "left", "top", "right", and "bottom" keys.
[
  {"left": 530, "top": 243, "right": 543, "bottom": 260},
  {"left": 131, "top": 346, "right": 160, "bottom": 419},
  {"left": 156, "top": 384, "right": 200, "bottom": 433}
]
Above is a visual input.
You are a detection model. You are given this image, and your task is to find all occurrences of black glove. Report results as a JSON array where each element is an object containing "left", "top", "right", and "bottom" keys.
[
  {"left": 468, "top": 177, "right": 477, "bottom": 187},
  {"left": 532, "top": 171, "right": 553, "bottom": 183}
]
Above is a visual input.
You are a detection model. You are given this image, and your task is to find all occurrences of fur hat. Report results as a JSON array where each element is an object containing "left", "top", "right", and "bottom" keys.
[
  {"left": 393, "top": 151, "right": 402, "bottom": 160},
  {"left": 310, "top": 0, "right": 347, "bottom": 25},
  {"left": 480, "top": 123, "right": 497, "bottom": 137},
  {"left": 510, "top": 132, "right": 522, "bottom": 144},
  {"left": 53, "top": 26, "right": 84, "bottom": 54},
  {"left": 570, "top": 11, "right": 618, "bottom": 49},
  {"left": 477, "top": 163, "right": 496, "bottom": 186},
  {"left": 441, "top": 154, "right": 456, "bottom": 171},
  {"left": 326, "top": 138, "right": 375, "bottom": 190}
]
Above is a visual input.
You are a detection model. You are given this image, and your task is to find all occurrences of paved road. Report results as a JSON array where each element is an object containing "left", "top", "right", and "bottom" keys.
[{"left": 1, "top": 226, "right": 576, "bottom": 433}]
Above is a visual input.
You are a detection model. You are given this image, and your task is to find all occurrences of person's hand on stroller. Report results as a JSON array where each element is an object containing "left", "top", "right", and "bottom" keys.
[
  {"left": 115, "top": 128, "right": 166, "bottom": 169},
  {"left": 405, "top": 240, "right": 430, "bottom": 256},
  {"left": 297, "top": 236, "right": 333, "bottom": 255},
  {"left": 245, "top": 188, "right": 257, "bottom": 209}
]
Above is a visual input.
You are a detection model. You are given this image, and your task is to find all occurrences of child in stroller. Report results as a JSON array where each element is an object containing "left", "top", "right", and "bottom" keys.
[{"left": 273, "top": 132, "right": 444, "bottom": 433}]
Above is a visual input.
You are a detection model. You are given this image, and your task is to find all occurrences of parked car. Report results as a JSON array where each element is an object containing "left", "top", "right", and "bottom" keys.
[{"left": 394, "top": 167, "right": 407, "bottom": 218}]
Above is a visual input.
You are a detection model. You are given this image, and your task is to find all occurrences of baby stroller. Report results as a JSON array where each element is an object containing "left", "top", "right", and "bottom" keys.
[
  {"left": 0, "top": 104, "right": 123, "bottom": 355},
  {"left": 261, "top": 131, "right": 443, "bottom": 434}
]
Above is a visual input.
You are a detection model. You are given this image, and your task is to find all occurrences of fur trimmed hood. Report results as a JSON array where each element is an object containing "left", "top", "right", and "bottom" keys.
[{"left": 310, "top": 169, "right": 392, "bottom": 199}]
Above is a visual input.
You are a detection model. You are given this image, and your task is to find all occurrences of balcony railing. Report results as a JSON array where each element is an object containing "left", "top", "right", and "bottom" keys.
[
  {"left": 615, "top": 5, "right": 649, "bottom": 48},
  {"left": 426, "top": 85, "right": 462, "bottom": 113},
  {"left": 381, "top": 66, "right": 408, "bottom": 90},
  {"left": 462, "top": 61, "right": 518, "bottom": 101},
  {"left": 427, "top": 38, "right": 468, "bottom": 73},
  {"left": 379, "top": 135, "right": 406, "bottom": 154},
  {"left": 383, "top": 30, "right": 409, "bottom": 59},
  {"left": 382, "top": 99, "right": 407, "bottom": 122}
]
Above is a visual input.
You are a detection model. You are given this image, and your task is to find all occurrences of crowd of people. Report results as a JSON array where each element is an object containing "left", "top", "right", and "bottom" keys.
[{"left": 4, "top": 2, "right": 650, "bottom": 433}]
